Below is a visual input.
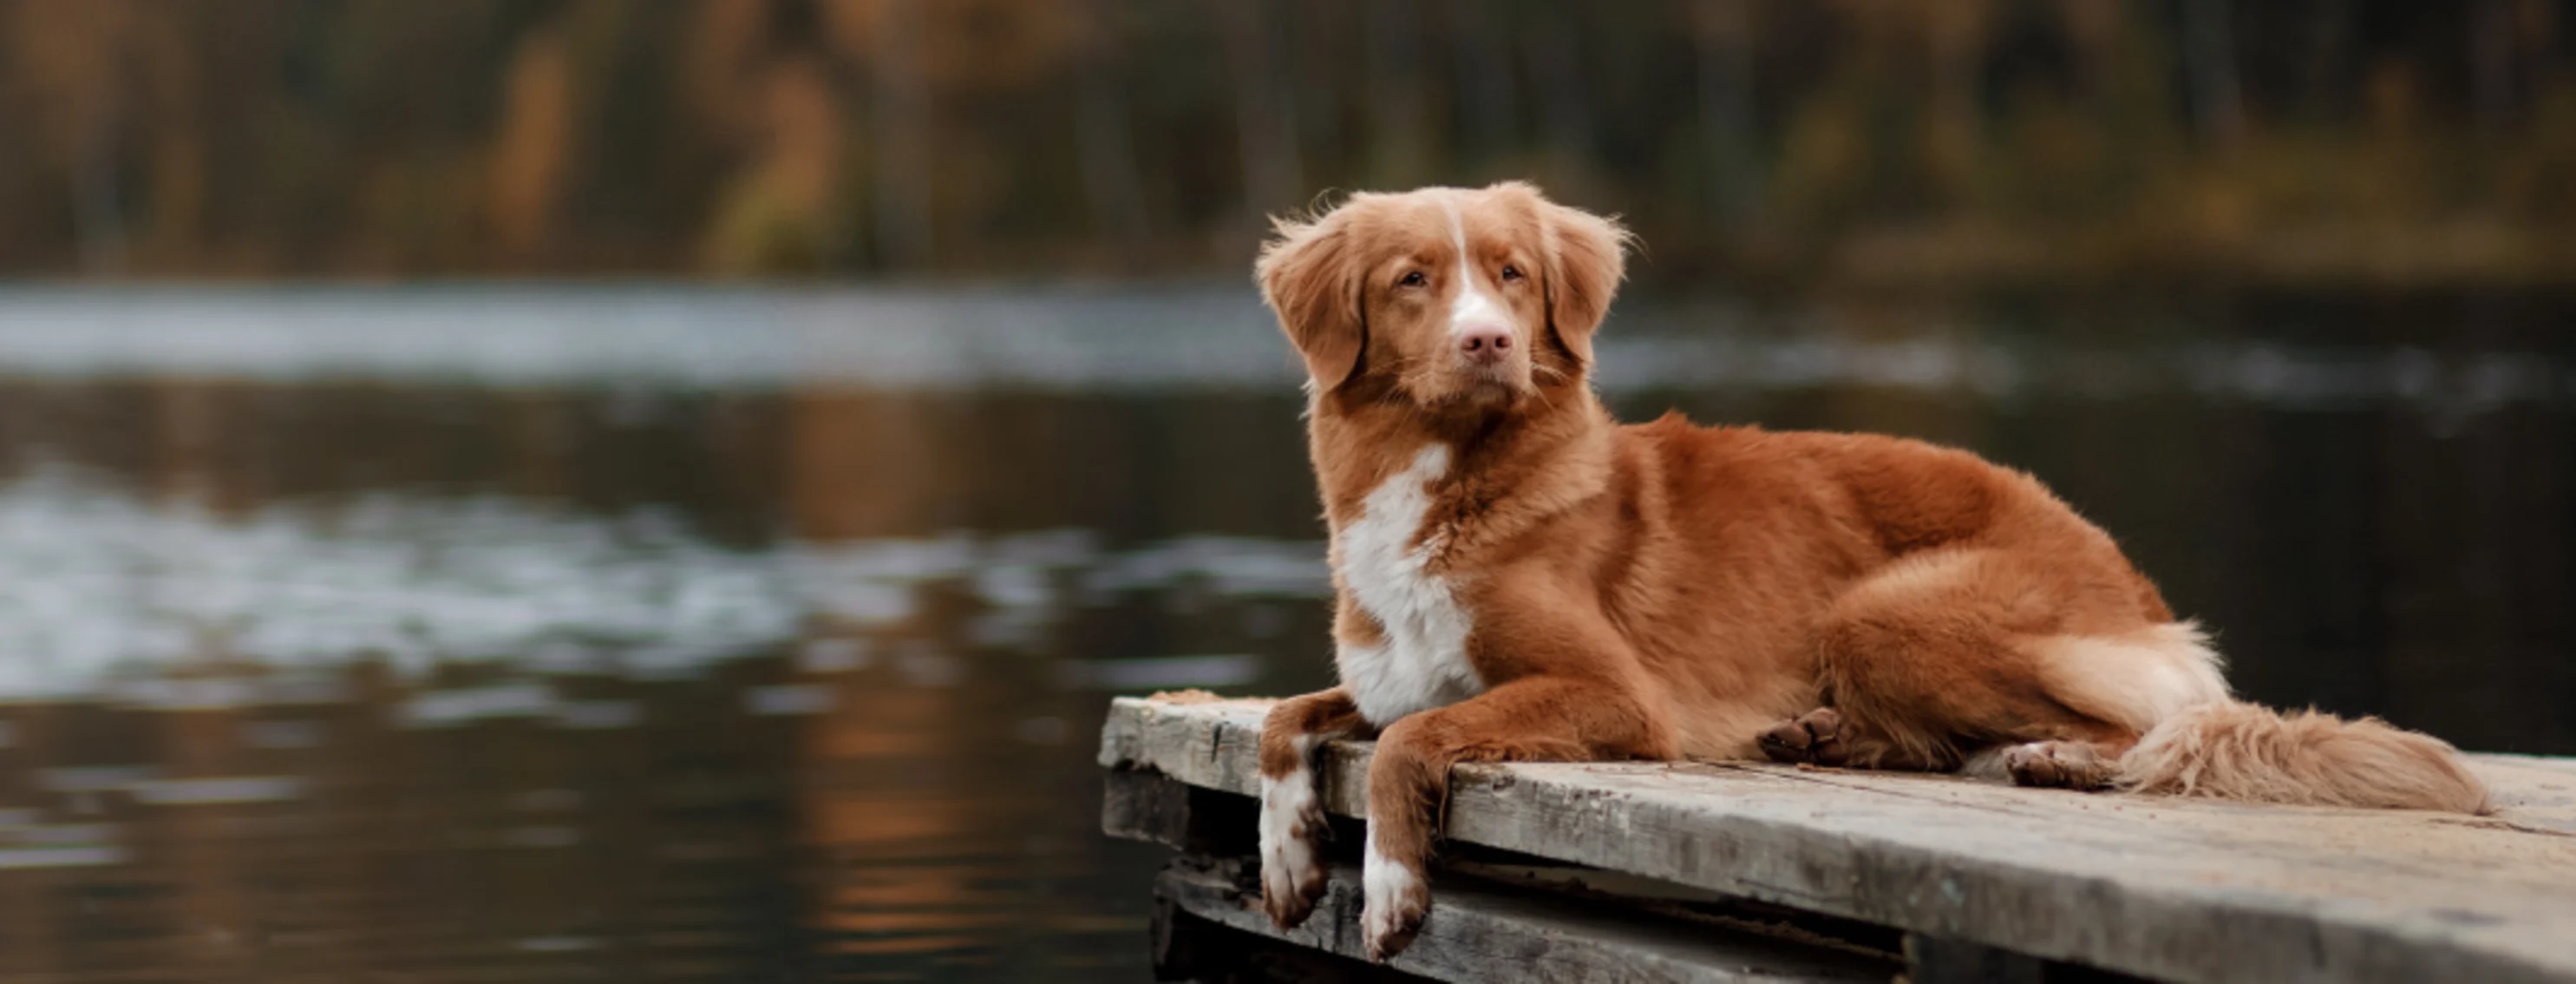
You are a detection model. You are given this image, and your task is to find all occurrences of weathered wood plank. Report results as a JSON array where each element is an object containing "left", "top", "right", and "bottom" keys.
[
  {"left": 1901, "top": 935, "right": 2050, "bottom": 984},
  {"left": 1154, "top": 857, "right": 1897, "bottom": 983},
  {"left": 2485, "top": 753, "right": 2576, "bottom": 780},
  {"left": 1107, "top": 765, "right": 1907, "bottom": 970},
  {"left": 1154, "top": 893, "right": 1430, "bottom": 983},
  {"left": 1104, "top": 765, "right": 1197, "bottom": 850},
  {"left": 1100, "top": 696, "right": 2576, "bottom": 984}
]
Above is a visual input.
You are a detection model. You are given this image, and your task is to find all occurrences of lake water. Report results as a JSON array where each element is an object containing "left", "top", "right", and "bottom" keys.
[{"left": 0, "top": 285, "right": 2568, "bottom": 981}]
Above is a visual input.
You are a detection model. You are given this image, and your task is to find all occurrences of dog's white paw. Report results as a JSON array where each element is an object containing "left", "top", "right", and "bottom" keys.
[
  {"left": 1360, "top": 831, "right": 1429, "bottom": 961},
  {"left": 1258, "top": 765, "right": 1328, "bottom": 928}
]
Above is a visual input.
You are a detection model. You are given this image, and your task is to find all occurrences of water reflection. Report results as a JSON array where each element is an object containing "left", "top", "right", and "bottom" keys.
[
  {"left": 0, "top": 471, "right": 1329, "bottom": 696},
  {"left": 0, "top": 288, "right": 2569, "bottom": 980},
  {"left": 0, "top": 375, "right": 1337, "bottom": 980},
  {"left": 0, "top": 481, "right": 1331, "bottom": 978}
]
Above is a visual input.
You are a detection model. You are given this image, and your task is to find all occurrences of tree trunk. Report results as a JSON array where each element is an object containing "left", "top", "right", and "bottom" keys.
[
  {"left": 868, "top": 0, "right": 932, "bottom": 269},
  {"left": 1693, "top": 0, "right": 1758, "bottom": 225},
  {"left": 1221, "top": 0, "right": 1303, "bottom": 224},
  {"left": 2180, "top": 0, "right": 2246, "bottom": 147},
  {"left": 1075, "top": 0, "right": 1149, "bottom": 252}
]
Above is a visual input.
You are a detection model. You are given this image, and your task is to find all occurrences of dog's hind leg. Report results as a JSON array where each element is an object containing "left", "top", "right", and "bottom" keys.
[
  {"left": 1757, "top": 705, "right": 1941, "bottom": 770},
  {"left": 1995, "top": 623, "right": 2231, "bottom": 787},
  {"left": 1768, "top": 546, "right": 2197, "bottom": 780}
]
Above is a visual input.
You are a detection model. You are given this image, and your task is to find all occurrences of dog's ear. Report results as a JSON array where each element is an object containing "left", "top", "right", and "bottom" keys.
[
  {"left": 1255, "top": 209, "right": 1363, "bottom": 392},
  {"left": 1537, "top": 198, "right": 1630, "bottom": 370}
]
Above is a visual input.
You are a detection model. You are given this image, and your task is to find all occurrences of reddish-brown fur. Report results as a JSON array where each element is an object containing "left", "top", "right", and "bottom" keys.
[{"left": 1250, "top": 182, "right": 2491, "bottom": 961}]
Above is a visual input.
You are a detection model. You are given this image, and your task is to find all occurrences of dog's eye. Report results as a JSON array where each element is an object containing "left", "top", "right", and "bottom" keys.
[
  {"left": 1500, "top": 265, "right": 1524, "bottom": 282},
  {"left": 1397, "top": 271, "right": 1427, "bottom": 288}
]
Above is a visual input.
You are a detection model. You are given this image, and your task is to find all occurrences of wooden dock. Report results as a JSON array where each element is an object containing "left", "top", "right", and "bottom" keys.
[{"left": 1097, "top": 694, "right": 2576, "bottom": 983}]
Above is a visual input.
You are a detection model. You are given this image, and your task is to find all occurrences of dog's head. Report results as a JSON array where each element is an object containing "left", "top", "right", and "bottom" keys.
[{"left": 1255, "top": 182, "right": 1629, "bottom": 411}]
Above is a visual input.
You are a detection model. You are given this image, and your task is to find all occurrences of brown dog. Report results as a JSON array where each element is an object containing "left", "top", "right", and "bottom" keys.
[{"left": 1249, "top": 182, "right": 2491, "bottom": 961}]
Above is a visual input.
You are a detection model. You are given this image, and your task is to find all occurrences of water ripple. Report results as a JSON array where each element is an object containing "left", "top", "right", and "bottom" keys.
[{"left": 0, "top": 469, "right": 1328, "bottom": 701}]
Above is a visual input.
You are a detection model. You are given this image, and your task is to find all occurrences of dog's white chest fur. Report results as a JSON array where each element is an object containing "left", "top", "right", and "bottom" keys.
[{"left": 1335, "top": 444, "right": 1485, "bottom": 727}]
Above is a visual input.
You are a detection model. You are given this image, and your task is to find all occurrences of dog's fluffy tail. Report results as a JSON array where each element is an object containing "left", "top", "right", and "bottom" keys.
[{"left": 2114, "top": 701, "right": 2491, "bottom": 814}]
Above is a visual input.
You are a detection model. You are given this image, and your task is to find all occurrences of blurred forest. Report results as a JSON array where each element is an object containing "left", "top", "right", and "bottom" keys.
[{"left": 4, "top": 0, "right": 2575, "bottom": 285}]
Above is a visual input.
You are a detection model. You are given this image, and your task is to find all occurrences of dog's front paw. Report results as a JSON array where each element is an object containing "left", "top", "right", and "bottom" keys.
[
  {"left": 1360, "top": 841, "right": 1429, "bottom": 961},
  {"left": 1258, "top": 770, "right": 1330, "bottom": 928}
]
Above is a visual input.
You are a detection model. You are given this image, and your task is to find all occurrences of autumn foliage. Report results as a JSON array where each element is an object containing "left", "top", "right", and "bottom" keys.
[{"left": 1, "top": 0, "right": 2572, "bottom": 285}]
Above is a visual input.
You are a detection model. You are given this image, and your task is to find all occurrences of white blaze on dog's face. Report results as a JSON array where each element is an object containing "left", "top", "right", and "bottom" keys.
[
  {"left": 1385, "top": 191, "right": 1543, "bottom": 403},
  {"left": 1255, "top": 182, "right": 1629, "bottom": 410}
]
